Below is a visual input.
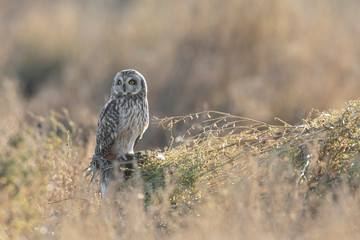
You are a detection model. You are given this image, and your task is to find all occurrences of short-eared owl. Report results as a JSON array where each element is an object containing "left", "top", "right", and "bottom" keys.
[{"left": 94, "top": 69, "right": 149, "bottom": 197}]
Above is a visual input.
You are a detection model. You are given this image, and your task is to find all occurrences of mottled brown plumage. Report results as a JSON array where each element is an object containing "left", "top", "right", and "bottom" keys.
[{"left": 91, "top": 69, "right": 149, "bottom": 198}]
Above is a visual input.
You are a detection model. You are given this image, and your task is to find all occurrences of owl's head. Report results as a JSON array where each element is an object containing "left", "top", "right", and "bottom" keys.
[{"left": 111, "top": 69, "right": 147, "bottom": 97}]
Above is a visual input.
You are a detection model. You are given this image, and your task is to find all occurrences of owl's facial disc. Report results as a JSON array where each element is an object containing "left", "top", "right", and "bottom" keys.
[
  {"left": 111, "top": 69, "right": 147, "bottom": 97},
  {"left": 111, "top": 70, "right": 146, "bottom": 97}
]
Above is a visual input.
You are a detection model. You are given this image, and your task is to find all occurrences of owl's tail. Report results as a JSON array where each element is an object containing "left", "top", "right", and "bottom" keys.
[
  {"left": 83, "top": 155, "right": 112, "bottom": 184},
  {"left": 84, "top": 152, "right": 149, "bottom": 198}
]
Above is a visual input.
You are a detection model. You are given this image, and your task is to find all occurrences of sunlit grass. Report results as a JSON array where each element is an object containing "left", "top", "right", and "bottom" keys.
[
  {"left": 2, "top": 100, "right": 360, "bottom": 239},
  {"left": 1, "top": 1, "right": 360, "bottom": 238}
]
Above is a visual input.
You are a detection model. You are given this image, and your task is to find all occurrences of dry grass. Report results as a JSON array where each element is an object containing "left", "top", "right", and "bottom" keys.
[
  {"left": 1, "top": 1, "right": 360, "bottom": 239},
  {"left": 1, "top": 83, "right": 360, "bottom": 239},
  {"left": 1, "top": 0, "right": 360, "bottom": 149}
]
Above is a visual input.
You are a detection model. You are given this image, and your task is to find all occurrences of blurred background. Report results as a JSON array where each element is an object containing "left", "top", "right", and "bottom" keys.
[{"left": 1, "top": 0, "right": 360, "bottom": 149}]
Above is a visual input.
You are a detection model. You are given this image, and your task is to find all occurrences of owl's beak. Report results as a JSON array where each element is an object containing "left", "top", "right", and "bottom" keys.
[{"left": 123, "top": 84, "right": 126, "bottom": 92}]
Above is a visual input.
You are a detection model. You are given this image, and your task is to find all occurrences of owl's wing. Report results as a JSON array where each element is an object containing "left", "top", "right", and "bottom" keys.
[
  {"left": 134, "top": 112, "right": 149, "bottom": 147},
  {"left": 94, "top": 99, "right": 120, "bottom": 156}
]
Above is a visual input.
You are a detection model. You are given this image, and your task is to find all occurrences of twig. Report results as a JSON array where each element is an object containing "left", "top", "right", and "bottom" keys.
[{"left": 297, "top": 156, "right": 310, "bottom": 185}]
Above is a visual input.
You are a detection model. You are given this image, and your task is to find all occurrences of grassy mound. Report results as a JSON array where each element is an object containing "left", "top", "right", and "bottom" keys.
[{"left": 1, "top": 101, "right": 360, "bottom": 239}]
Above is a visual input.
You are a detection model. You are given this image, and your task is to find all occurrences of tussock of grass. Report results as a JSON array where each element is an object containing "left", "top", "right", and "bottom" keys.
[
  {"left": 145, "top": 100, "right": 360, "bottom": 204},
  {"left": 1, "top": 101, "right": 360, "bottom": 239}
]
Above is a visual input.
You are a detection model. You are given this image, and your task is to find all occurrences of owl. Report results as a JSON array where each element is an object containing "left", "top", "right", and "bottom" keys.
[{"left": 93, "top": 69, "right": 149, "bottom": 198}]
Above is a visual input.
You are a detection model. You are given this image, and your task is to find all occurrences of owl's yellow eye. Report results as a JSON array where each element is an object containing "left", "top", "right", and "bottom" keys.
[
  {"left": 129, "top": 79, "right": 135, "bottom": 85},
  {"left": 118, "top": 79, "right": 122, "bottom": 85}
]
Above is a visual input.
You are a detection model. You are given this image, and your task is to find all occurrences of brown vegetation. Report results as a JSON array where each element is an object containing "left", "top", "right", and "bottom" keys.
[
  {"left": 1, "top": 0, "right": 360, "bottom": 148},
  {"left": 1, "top": 0, "right": 360, "bottom": 239},
  {"left": 1, "top": 83, "right": 360, "bottom": 238}
]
